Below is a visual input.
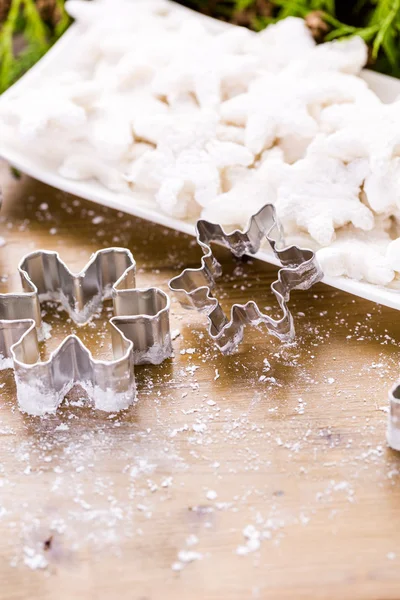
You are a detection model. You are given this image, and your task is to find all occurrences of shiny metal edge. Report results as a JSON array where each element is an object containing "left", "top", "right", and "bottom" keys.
[
  {"left": 0, "top": 248, "right": 172, "bottom": 415},
  {"left": 169, "top": 204, "right": 323, "bottom": 354}
]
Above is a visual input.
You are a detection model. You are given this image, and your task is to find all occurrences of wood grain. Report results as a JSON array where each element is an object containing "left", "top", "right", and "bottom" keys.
[{"left": 1, "top": 160, "right": 400, "bottom": 600}]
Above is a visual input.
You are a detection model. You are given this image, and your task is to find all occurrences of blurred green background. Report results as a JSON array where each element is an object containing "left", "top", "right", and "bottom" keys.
[{"left": 1, "top": 0, "right": 400, "bottom": 93}]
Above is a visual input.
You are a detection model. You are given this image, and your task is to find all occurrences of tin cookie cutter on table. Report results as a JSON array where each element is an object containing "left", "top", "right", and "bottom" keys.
[
  {"left": 169, "top": 204, "right": 323, "bottom": 354},
  {"left": 387, "top": 384, "right": 400, "bottom": 450},
  {"left": 0, "top": 248, "right": 171, "bottom": 415}
]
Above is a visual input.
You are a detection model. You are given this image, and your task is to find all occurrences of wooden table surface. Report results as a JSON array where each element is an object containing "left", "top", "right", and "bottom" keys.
[{"left": 1, "top": 160, "right": 400, "bottom": 600}]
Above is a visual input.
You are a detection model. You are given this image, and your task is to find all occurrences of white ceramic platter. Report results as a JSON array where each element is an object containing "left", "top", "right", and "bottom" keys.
[{"left": 2, "top": 3, "right": 400, "bottom": 309}]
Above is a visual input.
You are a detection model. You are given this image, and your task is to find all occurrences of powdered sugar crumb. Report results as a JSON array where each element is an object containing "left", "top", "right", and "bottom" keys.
[{"left": 206, "top": 490, "right": 217, "bottom": 501}]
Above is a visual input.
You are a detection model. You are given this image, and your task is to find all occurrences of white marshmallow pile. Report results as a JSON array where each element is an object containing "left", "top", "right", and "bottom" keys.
[{"left": 3, "top": 0, "right": 400, "bottom": 287}]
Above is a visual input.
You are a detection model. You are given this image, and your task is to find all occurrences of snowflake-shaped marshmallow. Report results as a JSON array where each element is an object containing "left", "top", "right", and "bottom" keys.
[
  {"left": 130, "top": 95, "right": 200, "bottom": 149},
  {"left": 321, "top": 99, "right": 400, "bottom": 214},
  {"left": 66, "top": 0, "right": 172, "bottom": 24},
  {"left": 85, "top": 90, "right": 168, "bottom": 162},
  {"left": 286, "top": 35, "right": 367, "bottom": 77},
  {"left": 317, "top": 223, "right": 395, "bottom": 285},
  {"left": 66, "top": 0, "right": 185, "bottom": 72},
  {"left": 126, "top": 110, "right": 253, "bottom": 217},
  {"left": 59, "top": 153, "right": 130, "bottom": 193},
  {"left": 0, "top": 74, "right": 98, "bottom": 140},
  {"left": 274, "top": 143, "right": 374, "bottom": 246},
  {"left": 151, "top": 20, "right": 260, "bottom": 108},
  {"left": 201, "top": 147, "right": 285, "bottom": 226},
  {"left": 386, "top": 236, "right": 400, "bottom": 273},
  {"left": 243, "top": 17, "right": 316, "bottom": 73},
  {"left": 220, "top": 69, "right": 370, "bottom": 156}
]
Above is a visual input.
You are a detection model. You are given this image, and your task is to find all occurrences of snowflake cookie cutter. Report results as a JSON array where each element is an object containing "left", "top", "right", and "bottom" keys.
[
  {"left": 169, "top": 203, "right": 323, "bottom": 354},
  {"left": 0, "top": 248, "right": 171, "bottom": 415}
]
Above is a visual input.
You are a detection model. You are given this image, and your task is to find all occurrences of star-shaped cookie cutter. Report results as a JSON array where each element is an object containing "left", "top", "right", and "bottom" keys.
[
  {"left": 169, "top": 203, "right": 323, "bottom": 354},
  {"left": 0, "top": 247, "right": 171, "bottom": 415}
]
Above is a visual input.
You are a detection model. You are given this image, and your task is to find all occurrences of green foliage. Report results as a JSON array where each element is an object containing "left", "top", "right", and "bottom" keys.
[
  {"left": 267, "top": 0, "right": 335, "bottom": 18},
  {"left": 180, "top": 0, "right": 400, "bottom": 76},
  {"left": 3, "top": 0, "right": 400, "bottom": 93},
  {"left": 0, "top": 0, "right": 70, "bottom": 93},
  {"left": 323, "top": 0, "right": 400, "bottom": 74}
]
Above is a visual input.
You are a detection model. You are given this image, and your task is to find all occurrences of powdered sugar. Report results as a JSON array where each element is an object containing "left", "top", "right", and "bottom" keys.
[{"left": 0, "top": 274, "right": 398, "bottom": 583}]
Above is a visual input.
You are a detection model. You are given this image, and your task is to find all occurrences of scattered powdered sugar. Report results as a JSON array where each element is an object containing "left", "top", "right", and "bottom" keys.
[
  {"left": 38, "top": 322, "right": 52, "bottom": 342},
  {"left": 236, "top": 525, "right": 261, "bottom": 556},
  {"left": 172, "top": 550, "right": 203, "bottom": 572},
  {"left": 23, "top": 546, "right": 48, "bottom": 570},
  {"left": 0, "top": 355, "right": 13, "bottom": 370},
  {"left": 0, "top": 285, "right": 397, "bottom": 587},
  {"left": 1, "top": 139, "right": 399, "bottom": 593}
]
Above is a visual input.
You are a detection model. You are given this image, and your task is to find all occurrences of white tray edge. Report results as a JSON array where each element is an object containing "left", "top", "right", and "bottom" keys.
[{"left": 2, "top": 6, "right": 400, "bottom": 310}]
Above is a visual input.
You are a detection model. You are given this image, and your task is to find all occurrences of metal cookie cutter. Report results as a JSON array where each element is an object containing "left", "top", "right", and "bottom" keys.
[
  {"left": 169, "top": 204, "right": 323, "bottom": 354},
  {"left": 387, "top": 384, "right": 400, "bottom": 450},
  {"left": 0, "top": 248, "right": 171, "bottom": 415}
]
